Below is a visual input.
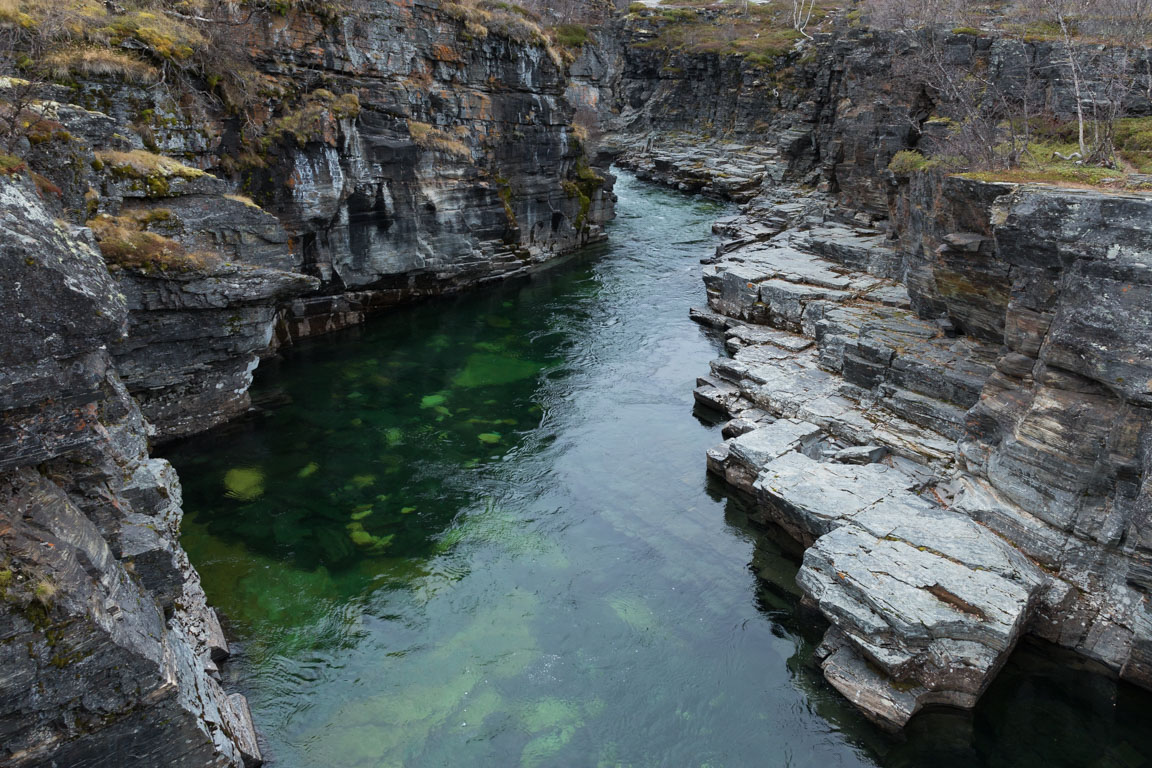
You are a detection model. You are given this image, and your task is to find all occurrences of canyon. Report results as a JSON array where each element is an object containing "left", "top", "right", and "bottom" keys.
[{"left": 1, "top": 1, "right": 1151, "bottom": 765}]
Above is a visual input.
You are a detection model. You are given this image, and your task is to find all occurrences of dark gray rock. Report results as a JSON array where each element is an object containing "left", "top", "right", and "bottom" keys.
[
  {"left": 832, "top": 445, "right": 887, "bottom": 464},
  {"left": 110, "top": 261, "right": 318, "bottom": 442},
  {"left": 0, "top": 176, "right": 257, "bottom": 767}
]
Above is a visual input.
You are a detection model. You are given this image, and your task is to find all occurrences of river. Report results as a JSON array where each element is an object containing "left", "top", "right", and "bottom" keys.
[{"left": 164, "top": 172, "right": 1152, "bottom": 768}]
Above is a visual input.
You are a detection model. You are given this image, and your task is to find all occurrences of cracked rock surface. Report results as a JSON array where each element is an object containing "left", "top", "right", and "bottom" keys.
[{"left": 687, "top": 173, "right": 1152, "bottom": 729}]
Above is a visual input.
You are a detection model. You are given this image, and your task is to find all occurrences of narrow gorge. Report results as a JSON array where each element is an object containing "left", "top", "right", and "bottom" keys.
[{"left": 1, "top": 1, "right": 1151, "bottom": 766}]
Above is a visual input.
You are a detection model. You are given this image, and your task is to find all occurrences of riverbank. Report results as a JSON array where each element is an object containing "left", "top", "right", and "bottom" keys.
[{"left": 634, "top": 137, "right": 1152, "bottom": 728}]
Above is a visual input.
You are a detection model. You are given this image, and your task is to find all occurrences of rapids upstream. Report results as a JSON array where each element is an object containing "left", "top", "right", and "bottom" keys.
[{"left": 165, "top": 172, "right": 1152, "bottom": 768}]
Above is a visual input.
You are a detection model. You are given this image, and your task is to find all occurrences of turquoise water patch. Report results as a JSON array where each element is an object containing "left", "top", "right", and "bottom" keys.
[{"left": 453, "top": 353, "right": 543, "bottom": 388}]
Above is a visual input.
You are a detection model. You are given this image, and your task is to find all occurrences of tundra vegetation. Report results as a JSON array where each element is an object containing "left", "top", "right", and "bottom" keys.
[
  {"left": 867, "top": 0, "right": 1152, "bottom": 184},
  {"left": 627, "top": 0, "right": 838, "bottom": 64}
]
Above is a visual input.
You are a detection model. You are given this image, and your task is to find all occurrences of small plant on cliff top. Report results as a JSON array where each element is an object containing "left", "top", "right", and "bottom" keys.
[
  {"left": 888, "top": 150, "right": 968, "bottom": 176},
  {"left": 442, "top": 0, "right": 563, "bottom": 66},
  {"left": 631, "top": 2, "right": 828, "bottom": 62}
]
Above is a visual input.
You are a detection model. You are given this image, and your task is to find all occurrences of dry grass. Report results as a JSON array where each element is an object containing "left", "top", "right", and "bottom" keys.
[
  {"left": 96, "top": 149, "right": 205, "bottom": 179},
  {"left": 223, "top": 192, "right": 263, "bottom": 209},
  {"left": 0, "top": 0, "right": 207, "bottom": 61},
  {"left": 407, "top": 120, "right": 472, "bottom": 159},
  {"left": 32, "top": 578, "right": 56, "bottom": 606},
  {"left": 88, "top": 212, "right": 214, "bottom": 273},
  {"left": 42, "top": 47, "right": 158, "bottom": 83}
]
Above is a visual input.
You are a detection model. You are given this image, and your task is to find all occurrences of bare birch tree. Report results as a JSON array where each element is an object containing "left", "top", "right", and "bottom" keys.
[{"left": 792, "top": 0, "right": 818, "bottom": 38}]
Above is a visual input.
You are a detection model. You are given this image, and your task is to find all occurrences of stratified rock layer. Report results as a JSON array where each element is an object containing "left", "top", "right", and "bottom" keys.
[
  {"left": 692, "top": 174, "right": 1152, "bottom": 728},
  {"left": 0, "top": 175, "right": 259, "bottom": 766}
]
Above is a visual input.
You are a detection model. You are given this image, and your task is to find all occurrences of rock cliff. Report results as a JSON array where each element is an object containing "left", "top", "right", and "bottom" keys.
[
  {"left": 227, "top": 0, "right": 615, "bottom": 337},
  {"left": 0, "top": 173, "right": 262, "bottom": 767},
  {"left": 593, "top": 10, "right": 1152, "bottom": 731},
  {"left": 0, "top": 1, "right": 617, "bottom": 764}
]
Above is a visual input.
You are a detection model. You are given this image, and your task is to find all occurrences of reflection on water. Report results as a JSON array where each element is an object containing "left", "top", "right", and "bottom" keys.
[{"left": 165, "top": 172, "right": 1152, "bottom": 768}]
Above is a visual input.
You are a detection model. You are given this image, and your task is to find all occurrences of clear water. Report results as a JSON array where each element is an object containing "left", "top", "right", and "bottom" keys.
[{"left": 165, "top": 172, "right": 1152, "bottom": 768}]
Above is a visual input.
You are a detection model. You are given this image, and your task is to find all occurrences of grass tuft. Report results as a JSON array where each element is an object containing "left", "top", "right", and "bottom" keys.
[
  {"left": 42, "top": 47, "right": 158, "bottom": 83},
  {"left": 407, "top": 120, "right": 471, "bottom": 159},
  {"left": 88, "top": 213, "right": 215, "bottom": 273}
]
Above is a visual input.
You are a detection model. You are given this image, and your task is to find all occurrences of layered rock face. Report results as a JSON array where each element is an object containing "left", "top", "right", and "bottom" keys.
[
  {"left": 222, "top": 0, "right": 616, "bottom": 337},
  {"left": 101, "top": 167, "right": 318, "bottom": 442},
  {"left": 0, "top": 175, "right": 260, "bottom": 767},
  {"left": 947, "top": 184, "right": 1152, "bottom": 688},
  {"left": 31, "top": 0, "right": 616, "bottom": 438},
  {"left": 688, "top": 157, "right": 1152, "bottom": 730}
]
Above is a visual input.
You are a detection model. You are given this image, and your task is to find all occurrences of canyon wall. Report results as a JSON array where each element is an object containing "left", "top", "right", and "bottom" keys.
[
  {"left": 0, "top": 2, "right": 615, "bottom": 764},
  {"left": 0, "top": 173, "right": 263, "bottom": 767},
  {"left": 593, "top": 10, "right": 1152, "bottom": 729},
  {"left": 4, "top": 1, "right": 1152, "bottom": 760},
  {"left": 41, "top": 0, "right": 615, "bottom": 440}
]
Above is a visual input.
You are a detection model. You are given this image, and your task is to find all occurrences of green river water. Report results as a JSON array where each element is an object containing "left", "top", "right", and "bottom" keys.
[{"left": 164, "top": 172, "right": 1152, "bottom": 768}]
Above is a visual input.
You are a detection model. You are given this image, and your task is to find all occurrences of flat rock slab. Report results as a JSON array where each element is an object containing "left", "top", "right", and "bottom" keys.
[
  {"left": 752, "top": 451, "right": 922, "bottom": 540},
  {"left": 800, "top": 225, "right": 901, "bottom": 279},
  {"left": 728, "top": 419, "right": 822, "bottom": 471},
  {"left": 862, "top": 284, "right": 913, "bottom": 308},
  {"left": 798, "top": 501, "right": 1048, "bottom": 729},
  {"left": 726, "top": 324, "right": 814, "bottom": 352}
]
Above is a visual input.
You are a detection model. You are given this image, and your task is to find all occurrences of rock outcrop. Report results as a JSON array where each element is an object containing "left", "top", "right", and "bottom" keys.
[
  {"left": 690, "top": 171, "right": 1152, "bottom": 728},
  {"left": 0, "top": 174, "right": 260, "bottom": 767}
]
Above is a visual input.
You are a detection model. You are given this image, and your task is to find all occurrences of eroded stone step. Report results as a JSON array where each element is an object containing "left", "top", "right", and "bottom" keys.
[
  {"left": 799, "top": 498, "right": 1050, "bottom": 729},
  {"left": 713, "top": 430, "right": 1051, "bottom": 731}
]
